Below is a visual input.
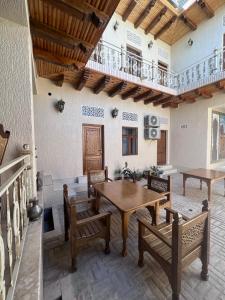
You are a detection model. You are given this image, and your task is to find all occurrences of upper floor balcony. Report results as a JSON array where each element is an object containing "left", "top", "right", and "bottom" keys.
[{"left": 87, "top": 40, "right": 225, "bottom": 105}]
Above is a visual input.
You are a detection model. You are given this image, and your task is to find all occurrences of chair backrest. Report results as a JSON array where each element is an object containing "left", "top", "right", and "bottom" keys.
[
  {"left": 172, "top": 200, "right": 209, "bottom": 260},
  {"left": 0, "top": 124, "right": 10, "bottom": 165},
  {"left": 63, "top": 184, "right": 77, "bottom": 238},
  {"left": 147, "top": 174, "right": 171, "bottom": 193},
  {"left": 88, "top": 166, "right": 108, "bottom": 187}
]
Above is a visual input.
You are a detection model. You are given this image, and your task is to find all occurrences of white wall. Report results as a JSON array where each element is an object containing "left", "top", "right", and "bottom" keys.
[
  {"left": 0, "top": 17, "right": 35, "bottom": 162},
  {"left": 103, "top": 13, "right": 172, "bottom": 70},
  {"left": 34, "top": 78, "right": 170, "bottom": 180},
  {"left": 171, "top": 5, "right": 225, "bottom": 72},
  {"left": 170, "top": 92, "right": 225, "bottom": 170}
]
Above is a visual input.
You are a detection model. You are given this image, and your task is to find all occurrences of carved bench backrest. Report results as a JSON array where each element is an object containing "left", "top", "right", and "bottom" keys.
[
  {"left": 88, "top": 167, "right": 108, "bottom": 186},
  {"left": 0, "top": 124, "right": 10, "bottom": 165},
  {"left": 147, "top": 175, "right": 171, "bottom": 193},
  {"left": 63, "top": 184, "right": 77, "bottom": 236}
]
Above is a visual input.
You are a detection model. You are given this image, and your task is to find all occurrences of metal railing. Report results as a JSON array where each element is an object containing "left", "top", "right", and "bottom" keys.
[
  {"left": 89, "top": 40, "right": 177, "bottom": 89},
  {"left": 0, "top": 152, "right": 32, "bottom": 300},
  {"left": 89, "top": 40, "right": 225, "bottom": 94}
]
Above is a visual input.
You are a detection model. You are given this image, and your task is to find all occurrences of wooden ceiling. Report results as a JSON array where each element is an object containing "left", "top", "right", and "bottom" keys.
[
  {"left": 28, "top": 0, "right": 121, "bottom": 72},
  {"left": 116, "top": 0, "right": 225, "bottom": 45}
]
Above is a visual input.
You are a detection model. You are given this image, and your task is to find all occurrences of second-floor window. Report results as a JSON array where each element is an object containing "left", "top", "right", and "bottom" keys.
[
  {"left": 126, "top": 46, "right": 142, "bottom": 77},
  {"left": 122, "top": 127, "right": 138, "bottom": 156}
]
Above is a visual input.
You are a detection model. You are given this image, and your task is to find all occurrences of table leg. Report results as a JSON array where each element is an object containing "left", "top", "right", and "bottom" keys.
[
  {"left": 121, "top": 212, "right": 130, "bottom": 257},
  {"left": 207, "top": 181, "right": 212, "bottom": 202},
  {"left": 200, "top": 179, "right": 203, "bottom": 190},
  {"left": 146, "top": 206, "right": 156, "bottom": 225},
  {"left": 183, "top": 175, "right": 186, "bottom": 196}
]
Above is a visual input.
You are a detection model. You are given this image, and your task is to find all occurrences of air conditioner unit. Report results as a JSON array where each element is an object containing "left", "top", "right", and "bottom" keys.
[
  {"left": 144, "top": 115, "right": 160, "bottom": 127},
  {"left": 144, "top": 128, "right": 161, "bottom": 140}
]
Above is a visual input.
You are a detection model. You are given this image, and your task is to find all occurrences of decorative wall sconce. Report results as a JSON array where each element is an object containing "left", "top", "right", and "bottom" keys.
[
  {"left": 111, "top": 108, "right": 119, "bottom": 118},
  {"left": 55, "top": 99, "right": 65, "bottom": 113},
  {"left": 148, "top": 41, "right": 153, "bottom": 49},
  {"left": 113, "top": 21, "right": 119, "bottom": 31},
  {"left": 188, "top": 38, "right": 193, "bottom": 47}
]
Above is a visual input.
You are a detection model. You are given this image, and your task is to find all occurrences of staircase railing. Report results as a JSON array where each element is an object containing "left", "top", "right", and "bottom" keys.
[
  {"left": 0, "top": 151, "right": 32, "bottom": 300},
  {"left": 89, "top": 40, "right": 225, "bottom": 94}
]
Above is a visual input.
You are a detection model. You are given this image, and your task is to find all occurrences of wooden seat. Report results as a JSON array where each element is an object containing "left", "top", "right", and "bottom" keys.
[
  {"left": 87, "top": 166, "right": 112, "bottom": 198},
  {"left": 63, "top": 184, "right": 111, "bottom": 272},
  {"left": 138, "top": 200, "right": 210, "bottom": 300},
  {"left": 145, "top": 174, "right": 172, "bottom": 225}
]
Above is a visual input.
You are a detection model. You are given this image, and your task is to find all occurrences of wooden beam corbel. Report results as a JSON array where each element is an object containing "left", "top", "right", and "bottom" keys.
[
  {"left": 144, "top": 93, "right": 164, "bottom": 104},
  {"left": 53, "top": 74, "right": 64, "bottom": 87},
  {"left": 162, "top": 102, "right": 178, "bottom": 108},
  {"left": 93, "top": 75, "right": 110, "bottom": 94},
  {"left": 122, "top": 0, "right": 137, "bottom": 21},
  {"left": 30, "top": 18, "right": 93, "bottom": 54},
  {"left": 121, "top": 86, "right": 142, "bottom": 100},
  {"left": 153, "top": 95, "right": 172, "bottom": 106},
  {"left": 154, "top": 16, "right": 176, "bottom": 40},
  {"left": 33, "top": 49, "right": 85, "bottom": 70},
  {"left": 145, "top": 7, "right": 167, "bottom": 34},
  {"left": 133, "top": 90, "right": 153, "bottom": 102},
  {"left": 134, "top": 0, "right": 157, "bottom": 28},
  {"left": 44, "top": 0, "right": 108, "bottom": 28},
  {"left": 180, "top": 13, "right": 197, "bottom": 31},
  {"left": 108, "top": 81, "right": 127, "bottom": 97},
  {"left": 215, "top": 80, "right": 225, "bottom": 90},
  {"left": 76, "top": 69, "right": 90, "bottom": 90},
  {"left": 195, "top": 88, "right": 213, "bottom": 98},
  {"left": 196, "top": 0, "right": 214, "bottom": 18}
]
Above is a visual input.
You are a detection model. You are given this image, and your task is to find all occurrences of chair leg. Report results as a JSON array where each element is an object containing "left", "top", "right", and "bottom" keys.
[
  {"left": 104, "top": 215, "right": 111, "bottom": 254},
  {"left": 104, "top": 239, "right": 110, "bottom": 254},
  {"left": 171, "top": 268, "right": 181, "bottom": 300},
  {"left": 138, "top": 247, "right": 144, "bottom": 267},
  {"left": 70, "top": 239, "right": 77, "bottom": 272},
  {"left": 201, "top": 255, "right": 209, "bottom": 281}
]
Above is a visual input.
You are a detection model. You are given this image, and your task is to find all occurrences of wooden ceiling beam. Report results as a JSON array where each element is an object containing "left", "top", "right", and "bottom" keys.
[
  {"left": 133, "top": 90, "right": 153, "bottom": 102},
  {"left": 108, "top": 81, "right": 127, "bottom": 97},
  {"left": 93, "top": 75, "right": 110, "bottom": 94},
  {"left": 122, "top": 0, "right": 137, "bottom": 21},
  {"left": 33, "top": 48, "right": 85, "bottom": 70},
  {"left": 53, "top": 74, "right": 64, "bottom": 87},
  {"left": 154, "top": 16, "right": 176, "bottom": 40},
  {"left": 121, "top": 86, "right": 142, "bottom": 100},
  {"left": 144, "top": 93, "right": 164, "bottom": 104},
  {"left": 196, "top": 0, "right": 214, "bottom": 18},
  {"left": 180, "top": 13, "right": 197, "bottom": 31},
  {"left": 145, "top": 7, "right": 167, "bottom": 34},
  {"left": 30, "top": 18, "right": 93, "bottom": 54},
  {"left": 134, "top": 0, "right": 157, "bottom": 28},
  {"left": 153, "top": 95, "right": 172, "bottom": 106},
  {"left": 44, "top": 0, "right": 108, "bottom": 28},
  {"left": 76, "top": 69, "right": 90, "bottom": 90},
  {"left": 195, "top": 88, "right": 213, "bottom": 98}
]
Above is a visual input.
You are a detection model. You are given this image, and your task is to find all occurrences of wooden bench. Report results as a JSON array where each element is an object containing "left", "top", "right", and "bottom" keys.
[
  {"left": 138, "top": 200, "right": 210, "bottom": 300},
  {"left": 63, "top": 184, "right": 111, "bottom": 271},
  {"left": 145, "top": 174, "right": 172, "bottom": 225}
]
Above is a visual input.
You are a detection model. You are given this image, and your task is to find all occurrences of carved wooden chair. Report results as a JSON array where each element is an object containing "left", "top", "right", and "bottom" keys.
[
  {"left": 138, "top": 200, "right": 210, "bottom": 300},
  {"left": 0, "top": 124, "right": 10, "bottom": 165},
  {"left": 87, "top": 166, "right": 112, "bottom": 198},
  {"left": 145, "top": 174, "right": 172, "bottom": 225},
  {"left": 63, "top": 184, "right": 111, "bottom": 272}
]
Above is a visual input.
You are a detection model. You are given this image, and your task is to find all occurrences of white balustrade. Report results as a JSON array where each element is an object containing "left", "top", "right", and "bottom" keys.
[
  {"left": 0, "top": 153, "right": 32, "bottom": 300},
  {"left": 89, "top": 41, "right": 225, "bottom": 95}
]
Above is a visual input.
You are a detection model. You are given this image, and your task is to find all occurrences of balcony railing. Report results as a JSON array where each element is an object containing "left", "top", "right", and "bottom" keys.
[
  {"left": 88, "top": 40, "right": 225, "bottom": 95},
  {"left": 176, "top": 48, "right": 225, "bottom": 93},
  {"left": 89, "top": 40, "right": 177, "bottom": 90},
  {"left": 0, "top": 152, "right": 32, "bottom": 300}
]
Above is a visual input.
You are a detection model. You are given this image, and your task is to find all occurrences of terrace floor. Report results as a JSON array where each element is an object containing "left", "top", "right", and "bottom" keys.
[{"left": 43, "top": 174, "right": 225, "bottom": 300}]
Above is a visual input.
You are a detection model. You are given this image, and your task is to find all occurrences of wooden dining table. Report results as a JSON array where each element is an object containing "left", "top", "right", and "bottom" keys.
[{"left": 94, "top": 180, "right": 165, "bottom": 256}]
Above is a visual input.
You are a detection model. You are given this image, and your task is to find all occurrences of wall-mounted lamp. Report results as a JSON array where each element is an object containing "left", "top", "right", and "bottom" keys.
[
  {"left": 113, "top": 21, "right": 119, "bottom": 31},
  {"left": 111, "top": 108, "right": 119, "bottom": 118},
  {"left": 55, "top": 99, "right": 65, "bottom": 113},
  {"left": 148, "top": 41, "right": 154, "bottom": 49},
  {"left": 188, "top": 38, "right": 193, "bottom": 47}
]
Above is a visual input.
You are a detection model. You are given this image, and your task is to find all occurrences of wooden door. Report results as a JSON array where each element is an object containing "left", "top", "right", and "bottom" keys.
[
  {"left": 83, "top": 124, "right": 104, "bottom": 174},
  {"left": 157, "top": 130, "right": 167, "bottom": 165}
]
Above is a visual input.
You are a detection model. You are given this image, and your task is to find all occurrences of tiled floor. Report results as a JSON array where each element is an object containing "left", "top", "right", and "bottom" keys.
[{"left": 43, "top": 174, "right": 225, "bottom": 300}]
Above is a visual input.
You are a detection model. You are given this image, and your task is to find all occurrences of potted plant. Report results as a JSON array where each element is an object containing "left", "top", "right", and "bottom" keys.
[
  {"left": 114, "top": 167, "right": 122, "bottom": 180},
  {"left": 149, "top": 165, "right": 164, "bottom": 177},
  {"left": 121, "top": 162, "right": 136, "bottom": 182}
]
